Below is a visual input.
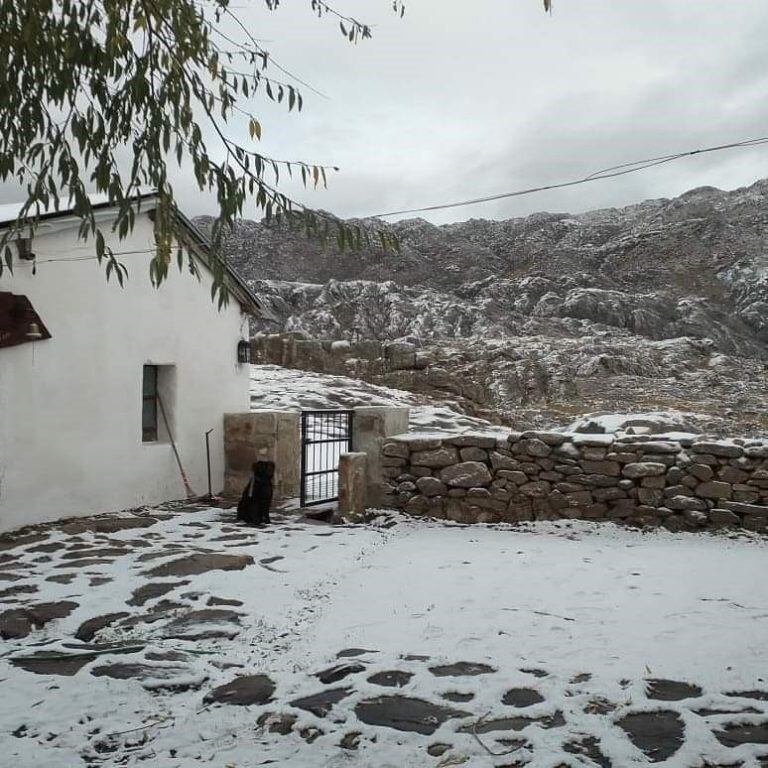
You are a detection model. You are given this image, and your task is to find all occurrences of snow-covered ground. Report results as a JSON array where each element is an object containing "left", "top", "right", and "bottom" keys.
[
  {"left": 250, "top": 364, "right": 504, "bottom": 434},
  {"left": 2, "top": 506, "right": 768, "bottom": 767}
]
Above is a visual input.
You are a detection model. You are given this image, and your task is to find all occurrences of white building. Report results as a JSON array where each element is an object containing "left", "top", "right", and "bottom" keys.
[{"left": 0, "top": 193, "right": 260, "bottom": 533}]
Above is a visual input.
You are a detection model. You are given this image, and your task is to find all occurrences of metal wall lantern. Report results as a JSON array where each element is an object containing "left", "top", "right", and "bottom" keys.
[{"left": 237, "top": 339, "right": 252, "bottom": 364}]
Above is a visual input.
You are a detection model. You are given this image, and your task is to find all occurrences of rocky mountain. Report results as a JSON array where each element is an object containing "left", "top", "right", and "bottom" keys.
[{"left": 194, "top": 180, "right": 768, "bottom": 434}]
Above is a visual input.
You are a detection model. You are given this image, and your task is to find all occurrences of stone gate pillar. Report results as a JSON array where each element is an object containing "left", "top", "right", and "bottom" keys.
[
  {"left": 352, "top": 406, "right": 410, "bottom": 508},
  {"left": 223, "top": 411, "right": 301, "bottom": 499}
]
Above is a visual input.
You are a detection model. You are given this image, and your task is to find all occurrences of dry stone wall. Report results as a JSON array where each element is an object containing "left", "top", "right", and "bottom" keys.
[{"left": 379, "top": 431, "right": 768, "bottom": 533}]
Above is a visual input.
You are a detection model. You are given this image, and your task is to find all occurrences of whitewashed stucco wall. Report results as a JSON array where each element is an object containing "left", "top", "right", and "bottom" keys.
[{"left": 0, "top": 213, "right": 252, "bottom": 532}]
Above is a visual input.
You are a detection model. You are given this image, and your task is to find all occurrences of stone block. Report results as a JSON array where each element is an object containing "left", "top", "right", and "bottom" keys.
[
  {"left": 584, "top": 474, "right": 621, "bottom": 488},
  {"left": 520, "top": 431, "right": 568, "bottom": 446},
  {"left": 445, "top": 434, "right": 498, "bottom": 449},
  {"left": 416, "top": 477, "right": 447, "bottom": 497},
  {"left": 490, "top": 452, "right": 521, "bottom": 471},
  {"left": 606, "top": 452, "right": 638, "bottom": 464},
  {"left": 637, "top": 488, "right": 664, "bottom": 507},
  {"left": 411, "top": 467, "right": 433, "bottom": 478},
  {"left": 695, "top": 481, "right": 733, "bottom": 501},
  {"left": 582, "top": 503, "right": 609, "bottom": 519},
  {"left": 691, "top": 442, "right": 744, "bottom": 458},
  {"left": 689, "top": 453, "right": 719, "bottom": 466},
  {"left": 620, "top": 441, "right": 681, "bottom": 455},
  {"left": 719, "top": 466, "right": 750, "bottom": 484},
  {"left": 641, "top": 476, "right": 666, "bottom": 489},
  {"left": 743, "top": 515, "right": 767, "bottom": 532},
  {"left": 688, "top": 463, "right": 714, "bottom": 482},
  {"left": 666, "top": 467, "right": 684, "bottom": 484},
  {"left": 721, "top": 501, "right": 768, "bottom": 517},
  {"left": 402, "top": 436, "right": 442, "bottom": 451},
  {"left": 519, "top": 481, "right": 551, "bottom": 498},
  {"left": 411, "top": 446, "right": 460, "bottom": 468},
  {"left": 562, "top": 491, "right": 594, "bottom": 506},
  {"left": 459, "top": 447, "right": 489, "bottom": 462},
  {"left": 381, "top": 457, "right": 407, "bottom": 467},
  {"left": 382, "top": 441, "right": 410, "bottom": 459},
  {"left": 513, "top": 438, "right": 551, "bottom": 458},
  {"left": 622, "top": 462, "right": 667, "bottom": 479},
  {"left": 665, "top": 495, "right": 708, "bottom": 512},
  {"left": 439, "top": 462, "right": 492, "bottom": 488},
  {"left": 497, "top": 470, "right": 529, "bottom": 486},
  {"left": 709, "top": 509, "right": 740, "bottom": 527},
  {"left": 582, "top": 448, "right": 608, "bottom": 461},
  {"left": 553, "top": 443, "right": 581, "bottom": 459},
  {"left": 593, "top": 487, "right": 627, "bottom": 502},
  {"left": 404, "top": 495, "right": 429, "bottom": 516},
  {"left": 581, "top": 460, "right": 621, "bottom": 477}
]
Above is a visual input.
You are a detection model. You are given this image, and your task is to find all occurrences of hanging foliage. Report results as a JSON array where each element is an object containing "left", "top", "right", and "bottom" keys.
[{"left": 0, "top": 0, "right": 406, "bottom": 306}]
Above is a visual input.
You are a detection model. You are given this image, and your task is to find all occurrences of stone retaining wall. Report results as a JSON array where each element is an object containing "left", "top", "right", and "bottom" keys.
[{"left": 379, "top": 431, "right": 768, "bottom": 532}]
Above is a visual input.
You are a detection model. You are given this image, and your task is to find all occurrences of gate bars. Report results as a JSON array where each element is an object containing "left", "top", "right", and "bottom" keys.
[{"left": 300, "top": 410, "right": 354, "bottom": 507}]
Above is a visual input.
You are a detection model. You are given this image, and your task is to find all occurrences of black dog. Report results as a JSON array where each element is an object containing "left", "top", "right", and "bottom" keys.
[{"left": 237, "top": 461, "right": 275, "bottom": 526}]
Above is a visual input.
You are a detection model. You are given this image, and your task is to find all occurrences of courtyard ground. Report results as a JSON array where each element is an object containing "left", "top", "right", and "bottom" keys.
[{"left": 1, "top": 505, "right": 767, "bottom": 768}]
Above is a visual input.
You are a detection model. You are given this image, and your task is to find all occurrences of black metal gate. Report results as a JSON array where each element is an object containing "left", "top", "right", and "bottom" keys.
[{"left": 300, "top": 410, "right": 354, "bottom": 507}]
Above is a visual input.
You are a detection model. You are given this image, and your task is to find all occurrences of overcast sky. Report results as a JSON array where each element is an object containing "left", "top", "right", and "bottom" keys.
[
  {"left": 184, "top": 0, "right": 766, "bottom": 226},
  {"left": 6, "top": 1, "right": 767, "bottom": 226}
]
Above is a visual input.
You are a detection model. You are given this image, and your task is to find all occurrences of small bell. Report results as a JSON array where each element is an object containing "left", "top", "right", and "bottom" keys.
[{"left": 26, "top": 321, "right": 42, "bottom": 340}]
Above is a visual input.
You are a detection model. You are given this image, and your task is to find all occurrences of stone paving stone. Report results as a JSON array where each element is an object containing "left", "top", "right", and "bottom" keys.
[
  {"left": 75, "top": 612, "right": 130, "bottom": 642},
  {"left": 356, "top": 695, "right": 470, "bottom": 735},
  {"left": 429, "top": 661, "right": 496, "bottom": 677},
  {"left": 204, "top": 674, "right": 276, "bottom": 706},
  {"left": 291, "top": 687, "right": 353, "bottom": 717},
  {"left": 0, "top": 601, "right": 79, "bottom": 639},
  {"left": 617, "top": 710, "right": 685, "bottom": 762},
  {"left": 502, "top": 687, "right": 545, "bottom": 707},
  {"left": 127, "top": 581, "right": 190, "bottom": 606},
  {"left": 315, "top": 662, "right": 366, "bottom": 685},
  {"left": 714, "top": 722, "right": 768, "bottom": 747},
  {"left": 645, "top": 678, "right": 703, "bottom": 701},
  {"left": 367, "top": 670, "right": 414, "bottom": 688},
  {"left": 144, "top": 553, "right": 254, "bottom": 577}
]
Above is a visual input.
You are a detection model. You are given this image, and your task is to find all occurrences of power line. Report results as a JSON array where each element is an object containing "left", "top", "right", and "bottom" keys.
[{"left": 369, "top": 136, "right": 768, "bottom": 219}]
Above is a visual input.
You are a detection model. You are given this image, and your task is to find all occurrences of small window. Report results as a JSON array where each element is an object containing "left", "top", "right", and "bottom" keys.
[{"left": 142, "top": 365, "right": 158, "bottom": 442}]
